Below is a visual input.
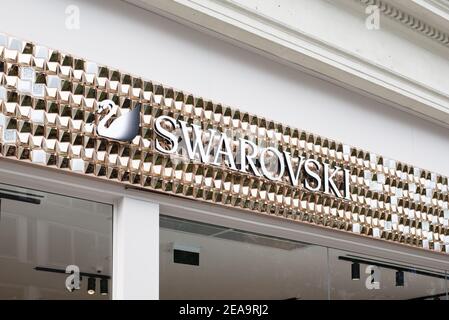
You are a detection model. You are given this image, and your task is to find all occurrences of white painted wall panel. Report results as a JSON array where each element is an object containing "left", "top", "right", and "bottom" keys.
[
  {"left": 113, "top": 196, "right": 159, "bottom": 299},
  {"left": 229, "top": 0, "right": 449, "bottom": 95}
]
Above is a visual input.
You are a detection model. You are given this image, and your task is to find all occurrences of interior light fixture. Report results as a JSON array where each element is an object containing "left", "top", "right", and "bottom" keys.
[
  {"left": 0, "top": 189, "right": 42, "bottom": 204},
  {"left": 87, "top": 277, "right": 96, "bottom": 295},
  {"left": 100, "top": 278, "right": 108, "bottom": 296},
  {"left": 34, "top": 266, "right": 111, "bottom": 296},
  {"left": 351, "top": 262, "right": 360, "bottom": 280},
  {"left": 339, "top": 256, "right": 446, "bottom": 280},
  {"left": 396, "top": 270, "right": 404, "bottom": 287}
]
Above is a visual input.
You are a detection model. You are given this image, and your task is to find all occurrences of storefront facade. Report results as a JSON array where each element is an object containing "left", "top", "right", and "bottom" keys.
[{"left": 0, "top": 0, "right": 448, "bottom": 300}]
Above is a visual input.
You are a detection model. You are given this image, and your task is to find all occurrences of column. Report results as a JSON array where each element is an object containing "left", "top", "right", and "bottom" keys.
[{"left": 113, "top": 195, "right": 159, "bottom": 300}]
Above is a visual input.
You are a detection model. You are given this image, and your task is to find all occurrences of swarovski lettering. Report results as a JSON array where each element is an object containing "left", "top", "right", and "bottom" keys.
[{"left": 154, "top": 116, "right": 350, "bottom": 199}]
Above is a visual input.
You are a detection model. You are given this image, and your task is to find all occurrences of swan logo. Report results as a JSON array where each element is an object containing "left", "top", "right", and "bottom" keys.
[{"left": 90, "top": 100, "right": 141, "bottom": 142}]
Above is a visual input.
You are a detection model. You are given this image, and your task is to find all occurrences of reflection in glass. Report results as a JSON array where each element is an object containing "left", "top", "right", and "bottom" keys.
[
  {"left": 0, "top": 183, "right": 112, "bottom": 299},
  {"left": 160, "top": 216, "right": 328, "bottom": 299},
  {"left": 160, "top": 215, "right": 449, "bottom": 300},
  {"left": 329, "top": 249, "right": 447, "bottom": 300}
]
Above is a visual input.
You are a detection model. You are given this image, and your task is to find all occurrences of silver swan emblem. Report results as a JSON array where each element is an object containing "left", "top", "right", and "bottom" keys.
[{"left": 92, "top": 100, "right": 140, "bottom": 141}]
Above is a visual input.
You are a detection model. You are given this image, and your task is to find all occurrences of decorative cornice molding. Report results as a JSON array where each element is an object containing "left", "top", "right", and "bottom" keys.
[
  {"left": 420, "top": 0, "right": 449, "bottom": 14},
  {"left": 358, "top": 0, "right": 449, "bottom": 47},
  {"left": 126, "top": 0, "right": 449, "bottom": 127}
]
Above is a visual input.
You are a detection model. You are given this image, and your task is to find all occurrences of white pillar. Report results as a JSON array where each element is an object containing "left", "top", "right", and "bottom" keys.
[{"left": 113, "top": 195, "right": 159, "bottom": 300}]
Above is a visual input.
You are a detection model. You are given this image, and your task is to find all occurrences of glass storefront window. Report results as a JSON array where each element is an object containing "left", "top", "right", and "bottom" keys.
[
  {"left": 329, "top": 249, "right": 447, "bottom": 300},
  {"left": 160, "top": 215, "right": 329, "bottom": 299},
  {"left": 160, "top": 215, "right": 449, "bottom": 300},
  {"left": 0, "top": 183, "right": 113, "bottom": 299}
]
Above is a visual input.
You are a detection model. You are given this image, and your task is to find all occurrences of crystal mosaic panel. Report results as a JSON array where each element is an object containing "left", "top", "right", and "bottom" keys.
[{"left": 0, "top": 34, "right": 448, "bottom": 253}]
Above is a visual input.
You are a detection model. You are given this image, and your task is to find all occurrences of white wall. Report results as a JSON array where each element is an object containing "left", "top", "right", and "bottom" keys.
[
  {"left": 113, "top": 196, "right": 159, "bottom": 299},
  {"left": 230, "top": 0, "right": 449, "bottom": 95}
]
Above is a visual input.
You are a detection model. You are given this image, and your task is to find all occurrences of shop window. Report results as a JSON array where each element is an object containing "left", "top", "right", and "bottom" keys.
[
  {"left": 160, "top": 215, "right": 449, "bottom": 300},
  {"left": 159, "top": 215, "right": 328, "bottom": 299},
  {"left": 0, "top": 183, "right": 112, "bottom": 299},
  {"left": 328, "top": 248, "right": 447, "bottom": 300}
]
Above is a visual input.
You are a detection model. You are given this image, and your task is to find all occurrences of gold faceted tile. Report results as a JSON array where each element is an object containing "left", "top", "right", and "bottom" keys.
[{"left": 0, "top": 33, "right": 448, "bottom": 254}]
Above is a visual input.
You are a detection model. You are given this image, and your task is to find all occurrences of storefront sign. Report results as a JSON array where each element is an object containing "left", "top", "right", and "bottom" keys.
[
  {"left": 153, "top": 115, "right": 350, "bottom": 199},
  {"left": 0, "top": 34, "right": 448, "bottom": 253},
  {"left": 90, "top": 100, "right": 350, "bottom": 199}
]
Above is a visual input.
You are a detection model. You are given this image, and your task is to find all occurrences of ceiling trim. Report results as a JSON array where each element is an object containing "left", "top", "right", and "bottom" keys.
[
  {"left": 361, "top": 0, "right": 449, "bottom": 47},
  {"left": 395, "top": 0, "right": 449, "bottom": 35},
  {"left": 125, "top": 0, "right": 449, "bottom": 127}
]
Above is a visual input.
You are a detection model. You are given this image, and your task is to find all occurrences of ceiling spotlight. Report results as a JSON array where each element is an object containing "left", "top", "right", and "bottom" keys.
[
  {"left": 351, "top": 262, "right": 360, "bottom": 280},
  {"left": 100, "top": 278, "right": 108, "bottom": 296},
  {"left": 87, "top": 277, "right": 96, "bottom": 295},
  {"left": 396, "top": 270, "right": 404, "bottom": 287}
]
